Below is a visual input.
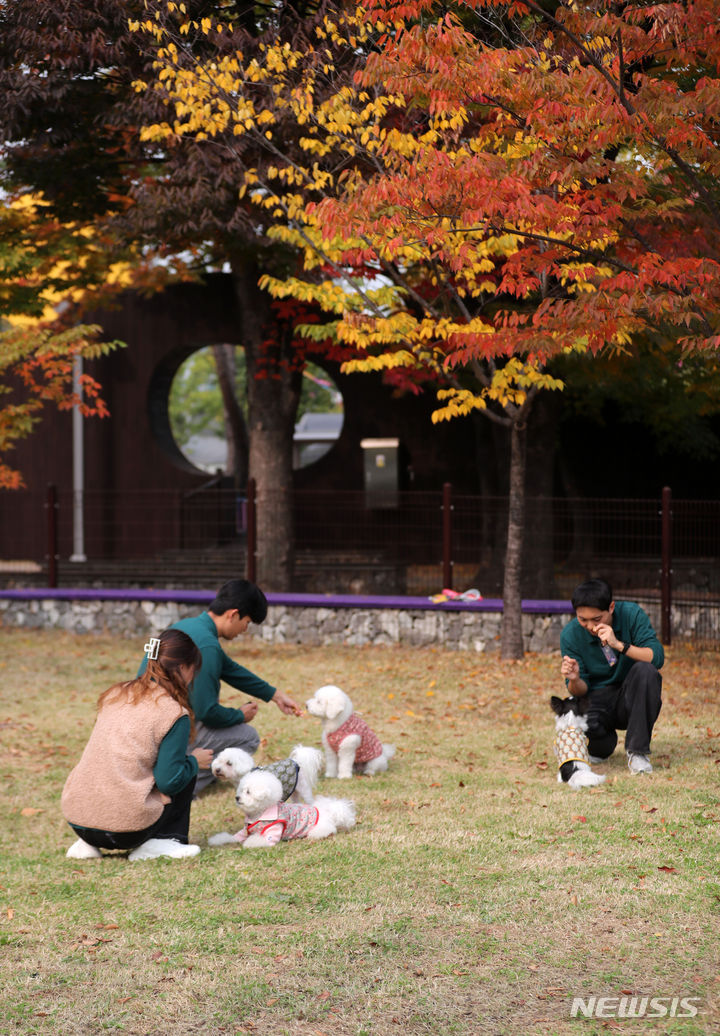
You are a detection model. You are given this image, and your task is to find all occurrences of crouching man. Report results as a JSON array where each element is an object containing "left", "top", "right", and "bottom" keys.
[{"left": 560, "top": 578, "right": 663, "bottom": 775}]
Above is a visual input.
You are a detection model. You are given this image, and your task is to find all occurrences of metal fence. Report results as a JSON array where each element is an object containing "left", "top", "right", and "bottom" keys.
[{"left": 1, "top": 483, "right": 719, "bottom": 643}]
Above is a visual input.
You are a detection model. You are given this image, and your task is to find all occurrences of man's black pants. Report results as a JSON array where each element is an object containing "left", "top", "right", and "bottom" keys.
[{"left": 585, "top": 662, "right": 662, "bottom": 758}]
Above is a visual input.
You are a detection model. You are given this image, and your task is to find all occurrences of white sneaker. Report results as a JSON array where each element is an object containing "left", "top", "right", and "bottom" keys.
[
  {"left": 66, "top": 838, "right": 102, "bottom": 860},
  {"left": 627, "top": 752, "right": 653, "bottom": 775},
  {"left": 588, "top": 755, "right": 609, "bottom": 764},
  {"left": 128, "top": 838, "right": 201, "bottom": 861}
]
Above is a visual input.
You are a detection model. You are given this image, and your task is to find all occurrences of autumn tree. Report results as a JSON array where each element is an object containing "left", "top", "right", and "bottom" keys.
[
  {"left": 350, "top": 0, "right": 720, "bottom": 655},
  {"left": 0, "top": 0, "right": 361, "bottom": 588},
  {"left": 127, "top": 1, "right": 368, "bottom": 590},
  {"left": 0, "top": 192, "right": 127, "bottom": 488},
  {"left": 309, "top": 0, "right": 720, "bottom": 654},
  {"left": 136, "top": 0, "right": 720, "bottom": 653}
]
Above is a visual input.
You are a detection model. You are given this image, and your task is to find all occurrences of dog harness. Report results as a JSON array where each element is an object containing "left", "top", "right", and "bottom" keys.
[
  {"left": 553, "top": 724, "right": 591, "bottom": 768},
  {"left": 252, "top": 759, "right": 299, "bottom": 801},
  {"left": 236, "top": 801, "right": 320, "bottom": 845},
  {"left": 326, "top": 713, "right": 383, "bottom": 763}
]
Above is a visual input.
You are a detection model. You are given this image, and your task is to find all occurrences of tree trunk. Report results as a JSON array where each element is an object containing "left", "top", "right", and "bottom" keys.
[
  {"left": 230, "top": 258, "right": 302, "bottom": 591},
  {"left": 501, "top": 416, "right": 527, "bottom": 658},
  {"left": 212, "top": 343, "right": 249, "bottom": 487}
]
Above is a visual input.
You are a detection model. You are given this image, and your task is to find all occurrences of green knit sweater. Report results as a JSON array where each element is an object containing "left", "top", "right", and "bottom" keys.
[
  {"left": 139, "top": 611, "right": 276, "bottom": 727},
  {"left": 560, "top": 600, "right": 664, "bottom": 692}
]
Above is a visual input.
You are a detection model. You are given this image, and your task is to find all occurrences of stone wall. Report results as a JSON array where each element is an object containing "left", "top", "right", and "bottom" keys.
[
  {"left": 0, "top": 596, "right": 568, "bottom": 652},
  {"left": 0, "top": 593, "right": 708, "bottom": 650}
]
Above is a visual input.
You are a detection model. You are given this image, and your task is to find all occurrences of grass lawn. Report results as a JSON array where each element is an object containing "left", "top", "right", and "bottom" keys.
[{"left": 1, "top": 627, "right": 718, "bottom": 1035}]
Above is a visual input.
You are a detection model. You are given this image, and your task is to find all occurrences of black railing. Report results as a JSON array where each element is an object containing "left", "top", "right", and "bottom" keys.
[{"left": 0, "top": 482, "right": 719, "bottom": 642}]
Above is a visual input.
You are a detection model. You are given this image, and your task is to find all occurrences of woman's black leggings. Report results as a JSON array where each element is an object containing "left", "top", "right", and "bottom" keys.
[{"left": 68, "top": 777, "right": 196, "bottom": 851}]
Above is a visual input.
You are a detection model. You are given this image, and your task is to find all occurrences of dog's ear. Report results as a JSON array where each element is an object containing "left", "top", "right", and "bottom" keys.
[
  {"left": 325, "top": 695, "right": 347, "bottom": 720},
  {"left": 550, "top": 696, "right": 565, "bottom": 715},
  {"left": 571, "top": 694, "right": 590, "bottom": 715}
]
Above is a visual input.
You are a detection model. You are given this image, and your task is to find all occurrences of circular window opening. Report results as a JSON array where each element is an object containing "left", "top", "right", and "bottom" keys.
[{"left": 169, "top": 345, "right": 344, "bottom": 474}]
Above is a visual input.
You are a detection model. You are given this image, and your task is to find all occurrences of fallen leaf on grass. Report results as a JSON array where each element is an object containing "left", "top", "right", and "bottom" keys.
[
  {"left": 572, "top": 815, "right": 587, "bottom": 823},
  {"left": 20, "top": 807, "right": 44, "bottom": 817},
  {"left": 70, "top": 934, "right": 105, "bottom": 951},
  {"left": 657, "top": 865, "right": 677, "bottom": 873}
]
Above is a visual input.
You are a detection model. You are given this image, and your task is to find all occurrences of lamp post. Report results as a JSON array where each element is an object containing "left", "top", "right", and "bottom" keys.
[{"left": 69, "top": 354, "right": 87, "bottom": 562}]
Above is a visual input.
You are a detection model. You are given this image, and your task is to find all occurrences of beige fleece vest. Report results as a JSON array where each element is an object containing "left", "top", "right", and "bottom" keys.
[{"left": 62, "top": 688, "right": 187, "bottom": 832}]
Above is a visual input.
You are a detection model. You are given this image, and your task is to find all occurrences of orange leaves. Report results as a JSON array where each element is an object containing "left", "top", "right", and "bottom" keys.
[
  {"left": 0, "top": 321, "right": 119, "bottom": 489},
  {"left": 311, "top": 0, "right": 720, "bottom": 378}
]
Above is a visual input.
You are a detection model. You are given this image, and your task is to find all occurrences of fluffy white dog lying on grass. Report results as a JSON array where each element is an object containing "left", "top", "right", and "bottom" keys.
[
  {"left": 208, "top": 770, "right": 356, "bottom": 848},
  {"left": 211, "top": 744, "right": 323, "bottom": 803},
  {"left": 305, "top": 684, "right": 396, "bottom": 779}
]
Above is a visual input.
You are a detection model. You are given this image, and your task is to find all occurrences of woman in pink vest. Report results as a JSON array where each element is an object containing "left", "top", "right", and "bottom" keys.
[{"left": 62, "top": 629, "right": 212, "bottom": 861}]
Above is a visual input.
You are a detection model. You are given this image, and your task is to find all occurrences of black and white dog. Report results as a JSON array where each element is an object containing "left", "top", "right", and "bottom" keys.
[{"left": 550, "top": 695, "right": 606, "bottom": 789}]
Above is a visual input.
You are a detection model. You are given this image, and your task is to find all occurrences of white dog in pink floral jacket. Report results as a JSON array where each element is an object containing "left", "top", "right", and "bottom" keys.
[{"left": 305, "top": 684, "right": 396, "bottom": 779}]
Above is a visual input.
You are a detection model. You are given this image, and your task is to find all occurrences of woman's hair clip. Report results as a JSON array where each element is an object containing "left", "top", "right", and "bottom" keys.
[{"left": 144, "top": 637, "right": 161, "bottom": 661}]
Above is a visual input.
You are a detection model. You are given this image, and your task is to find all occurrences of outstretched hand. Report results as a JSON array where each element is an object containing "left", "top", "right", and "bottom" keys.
[{"left": 272, "top": 689, "right": 304, "bottom": 716}]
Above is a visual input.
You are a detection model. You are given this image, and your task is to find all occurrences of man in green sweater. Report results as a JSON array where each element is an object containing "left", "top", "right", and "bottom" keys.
[
  {"left": 140, "top": 579, "right": 302, "bottom": 793},
  {"left": 560, "top": 578, "right": 664, "bottom": 775}
]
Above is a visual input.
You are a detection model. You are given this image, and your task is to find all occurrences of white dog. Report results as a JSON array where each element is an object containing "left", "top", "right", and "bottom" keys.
[
  {"left": 305, "top": 684, "right": 396, "bottom": 779},
  {"left": 211, "top": 744, "right": 323, "bottom": 803},
  {"left": 550, "top": 696, "right": 606, "bottom": 790},
  {"left": 209, "top": 770, "right": 356, "bottom": 849}
]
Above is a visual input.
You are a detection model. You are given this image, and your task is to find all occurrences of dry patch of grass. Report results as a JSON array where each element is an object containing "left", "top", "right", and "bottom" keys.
[{"left": 1, "top": 628, "right": 719, "bottom": 1035}]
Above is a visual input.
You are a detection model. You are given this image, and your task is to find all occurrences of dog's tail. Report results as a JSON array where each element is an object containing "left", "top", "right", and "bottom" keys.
[
  {"left": 290, "top": 744, "right": 324, "bottom": 801},
  {"left": 314, "top": 795, "right": 357, "bottom": 832}
]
